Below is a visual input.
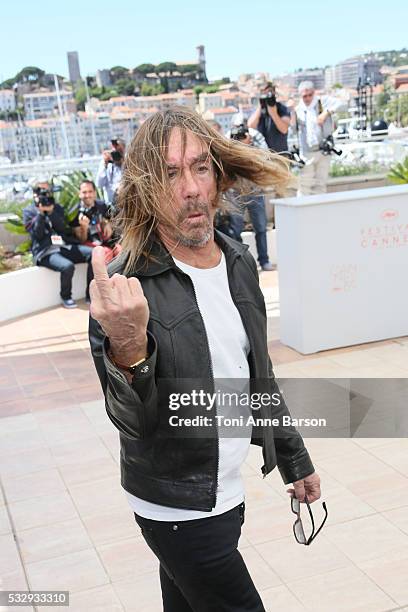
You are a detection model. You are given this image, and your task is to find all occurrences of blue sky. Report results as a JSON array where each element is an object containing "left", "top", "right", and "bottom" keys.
[{"left": 1, "top": 0, "right": 407, "bottom": 82}]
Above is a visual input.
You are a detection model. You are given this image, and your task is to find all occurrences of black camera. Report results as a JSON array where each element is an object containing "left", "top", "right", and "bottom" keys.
[
  {"left": 230, "top": 125, "right": 249, "bottom": 141},
  {"left": 288, "top": 146, "right": 306, "bottom": 167},
  {"left": 319, "top": 136, "right": 342, "bottom": 156},
  {"left": 34, "top": 187, "right": 55, "bottom": 207},
  {"left": 260, "top": 92, "right": 276, "bottom": 108},
  {"left": 110, "top": 150, "right": 123, "bottom": 163},
  {"left": 78, "top": 205, "right": 94, "bottom": 220}
]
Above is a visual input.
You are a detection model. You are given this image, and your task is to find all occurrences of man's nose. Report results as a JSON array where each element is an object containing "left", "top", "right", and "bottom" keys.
[{"left": 181, "top": 170, "right": 200, "bottom": 198}]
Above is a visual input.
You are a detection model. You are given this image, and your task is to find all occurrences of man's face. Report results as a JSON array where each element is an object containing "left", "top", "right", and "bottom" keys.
[
  {"left": 159, "top": 128, "right": 218, "bottom": 248},
  {"left": 79, "top": 183, "right": 96, "bottom": 207},
  {"left": 301, "top": 89, "right": 315, "bottom": 106}
]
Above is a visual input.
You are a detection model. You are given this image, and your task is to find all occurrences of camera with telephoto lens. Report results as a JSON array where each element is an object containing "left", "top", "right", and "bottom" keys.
[
  {"left": 34, "top": 186, "right": 55, "bottom": 208},
  {"left": 230, "top": 125, "right": 249, "bottom": 141},
  {"left": 288, "top": 146, "right": 306, "bottom": 167},
  {"left": 319, "top": 136, "right": 342, "bottom": 156},
  {"left": 260, "top": 91, "right": 276, "bottom": 109}
]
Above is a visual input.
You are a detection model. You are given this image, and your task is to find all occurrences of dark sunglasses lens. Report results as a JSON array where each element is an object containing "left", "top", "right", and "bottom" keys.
[{"left": 294, "top": 519, "right": 306, "bottom": 543}]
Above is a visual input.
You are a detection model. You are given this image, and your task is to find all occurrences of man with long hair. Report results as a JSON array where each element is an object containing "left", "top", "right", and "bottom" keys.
[{"left": 89, "top": 107, "right": 321, "bottom": 611}]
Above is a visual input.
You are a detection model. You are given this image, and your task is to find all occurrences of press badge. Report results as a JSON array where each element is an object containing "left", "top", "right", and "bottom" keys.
[{"left": 51, "top": 235, "right": 64, "bottom": 246}]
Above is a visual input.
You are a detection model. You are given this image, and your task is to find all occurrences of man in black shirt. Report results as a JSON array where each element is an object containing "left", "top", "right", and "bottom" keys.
[
  {"left": 248, "top": 82, "right": 291, "bottom": 153},
  {"left": 23, "top": 182, "right": 93, "bottom": 309},
  {"left": 70, "top": 180, "right": 121, "bottom": 263}
]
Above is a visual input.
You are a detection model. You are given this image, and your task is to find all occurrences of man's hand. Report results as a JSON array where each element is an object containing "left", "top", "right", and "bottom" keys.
[
  {"left": 287, "top": 471, "right": 321, "bottom": 504},
  {"left": 102, "top": 150, "right": 112, "bottom": 165},
  {"left": 90, "top": 246, "right": 149, "bottom": 365},
  {"left": 78, "top": 213, "right": 90, "bottom": 228},
  {"left": 268, "top": 104, "right": 290, "bottom": 135},
  {"left": 101, "top": 219, "right": 113, "bottom": 240},
  {"left": 317, "top": 110, "right": 330, "bottom": 126}
]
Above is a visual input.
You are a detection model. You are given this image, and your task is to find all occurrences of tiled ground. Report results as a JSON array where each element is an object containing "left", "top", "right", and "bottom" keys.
[{"left": 1, "top": 271, "right": 408, "bottom": 612}]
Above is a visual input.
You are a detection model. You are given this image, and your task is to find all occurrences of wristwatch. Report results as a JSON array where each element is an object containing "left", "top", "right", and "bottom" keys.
[{"left": 108, "top": 351, "right": 147, "bottom": 375}]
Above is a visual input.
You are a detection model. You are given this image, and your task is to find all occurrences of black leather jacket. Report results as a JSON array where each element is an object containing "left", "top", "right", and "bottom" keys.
[{"left": 89, "top": 232, "right": 314, "bottom": 511}]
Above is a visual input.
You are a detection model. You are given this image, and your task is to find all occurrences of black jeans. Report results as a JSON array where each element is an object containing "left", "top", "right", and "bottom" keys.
[
  {"left": 134, "top": 503, "right": 266, "bottom": 612},
  {"left": 38, "top": 245, "right": 93, "bottom": 300}
]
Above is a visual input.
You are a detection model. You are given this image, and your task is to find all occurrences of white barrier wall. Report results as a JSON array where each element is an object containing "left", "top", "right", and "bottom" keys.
[
  {"left": 241, "top": 230, "right": 276, "bottom": 265},
  {"left": 274, "top": 184, "right": 408, "bottom": 354},
  {"left": 0, "top": 264, "right": 88, "bottom": 322}
]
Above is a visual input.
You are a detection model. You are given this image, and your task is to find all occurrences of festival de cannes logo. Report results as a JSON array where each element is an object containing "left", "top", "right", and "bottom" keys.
[
  {"left": 381, "top": 209, "right": 399, "bottom": 221},
  {"left": 360, "top": 208, "right": 407, "bottom": 249}
]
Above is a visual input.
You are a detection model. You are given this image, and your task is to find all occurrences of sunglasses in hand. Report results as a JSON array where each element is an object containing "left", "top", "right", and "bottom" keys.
[{"left": 291, "top": 494, "right": 328, "bottom": 545}]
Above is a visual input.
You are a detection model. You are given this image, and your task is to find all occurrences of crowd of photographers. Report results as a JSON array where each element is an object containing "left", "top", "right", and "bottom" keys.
[
  {"left": 22, "top": 81, "right": 343, "bottom": 307},
  {"left": 213, "top": 79, "right": 344, "bottom": 265}
]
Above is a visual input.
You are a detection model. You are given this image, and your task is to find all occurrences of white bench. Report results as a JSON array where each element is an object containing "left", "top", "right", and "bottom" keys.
[{"left": 0, "top": 263, "right": 88, "bottom": 323}]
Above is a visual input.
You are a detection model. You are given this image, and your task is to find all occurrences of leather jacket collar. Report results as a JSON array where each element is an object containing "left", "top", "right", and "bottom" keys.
[{"left": 112, "top": 230, "right": 249, "bottom": 278}]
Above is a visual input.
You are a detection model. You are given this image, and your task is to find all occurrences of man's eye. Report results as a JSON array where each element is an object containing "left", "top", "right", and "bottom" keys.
[
  {"left": 197, "top": 165, "right": 209, "bottom": 173},
  {"left": 168, "top": 170, "right": 178, "bottom": 179}
]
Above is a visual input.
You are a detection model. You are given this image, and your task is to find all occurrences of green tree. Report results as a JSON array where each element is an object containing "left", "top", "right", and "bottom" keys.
[
  {"left": 134, "top": 63, "right": 156, "bottom": 75},
  {"left": 160, "top": 76, "right": 169, "bottom": 93},
  {"left": 0, "top": 78, "right": 16, "bottom": 89},
  {"left": 383, "top": 94, "right": 408, "bottom": 126},
  {"left": 110, "top": 66, "right": 129, "bottom": 81},
  {"left": 140, "top": 82, "right": 164, "bottom": 96},
  {"left": 15, "top": 66, "right": 45, "bottom": 83},
  {"left": 178, "top": 64, "right": 199, "bottom": 74},
  {"left": 115, "top": 78, "right": 136, "bottom": 96},
  {"left": 156, "top": 62, "right": 177, "bottom": 75},
  {"left": 75, "top": 85, "right": 87, "bottom": 111},
  {"left": 100, "top": 89, "right": 118, "bottom": 100},
  {"left": 203, "top": 85, "right": 220, "bottom": 94},
  {"left": 214, "top": 77, "right": 230, "bottom": 85},
  {"left": 0, "top": 110, "right": 19, "bottom": 121}
]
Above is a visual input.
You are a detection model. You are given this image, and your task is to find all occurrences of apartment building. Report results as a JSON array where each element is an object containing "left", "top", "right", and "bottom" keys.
[
  {"left": 23, "top": 90, "right": 75, "bottom": 119},
  {"left": 0, "top": 90, "right": 16, "bottom": 113},
  {"left": 202, "top": 106, "right": 239, "bottom": 132}
]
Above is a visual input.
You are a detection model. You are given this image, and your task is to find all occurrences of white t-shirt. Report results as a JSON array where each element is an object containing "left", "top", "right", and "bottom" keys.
[{"left": 126, "top": 251, "right": 252, "bottom": 521}]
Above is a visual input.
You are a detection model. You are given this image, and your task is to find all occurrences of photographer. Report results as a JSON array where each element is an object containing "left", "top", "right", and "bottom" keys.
[
  {"left": 223, "top": 116, "right": 274, "bottom": 271},
  {"left": 248, "top": 82, "right": 291, "bottom": 153},
  {"left": 23, "top": 182, "right": 93, "bottom": 309},
  {"left": 294, "top": 81, "right": 344, "bottom": 195},
  {"left": 95, "top": 137, "right": 126, "bottom": 204},
  {"left": 70, "top": 180, "right": 121, "bottom": 263}
]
